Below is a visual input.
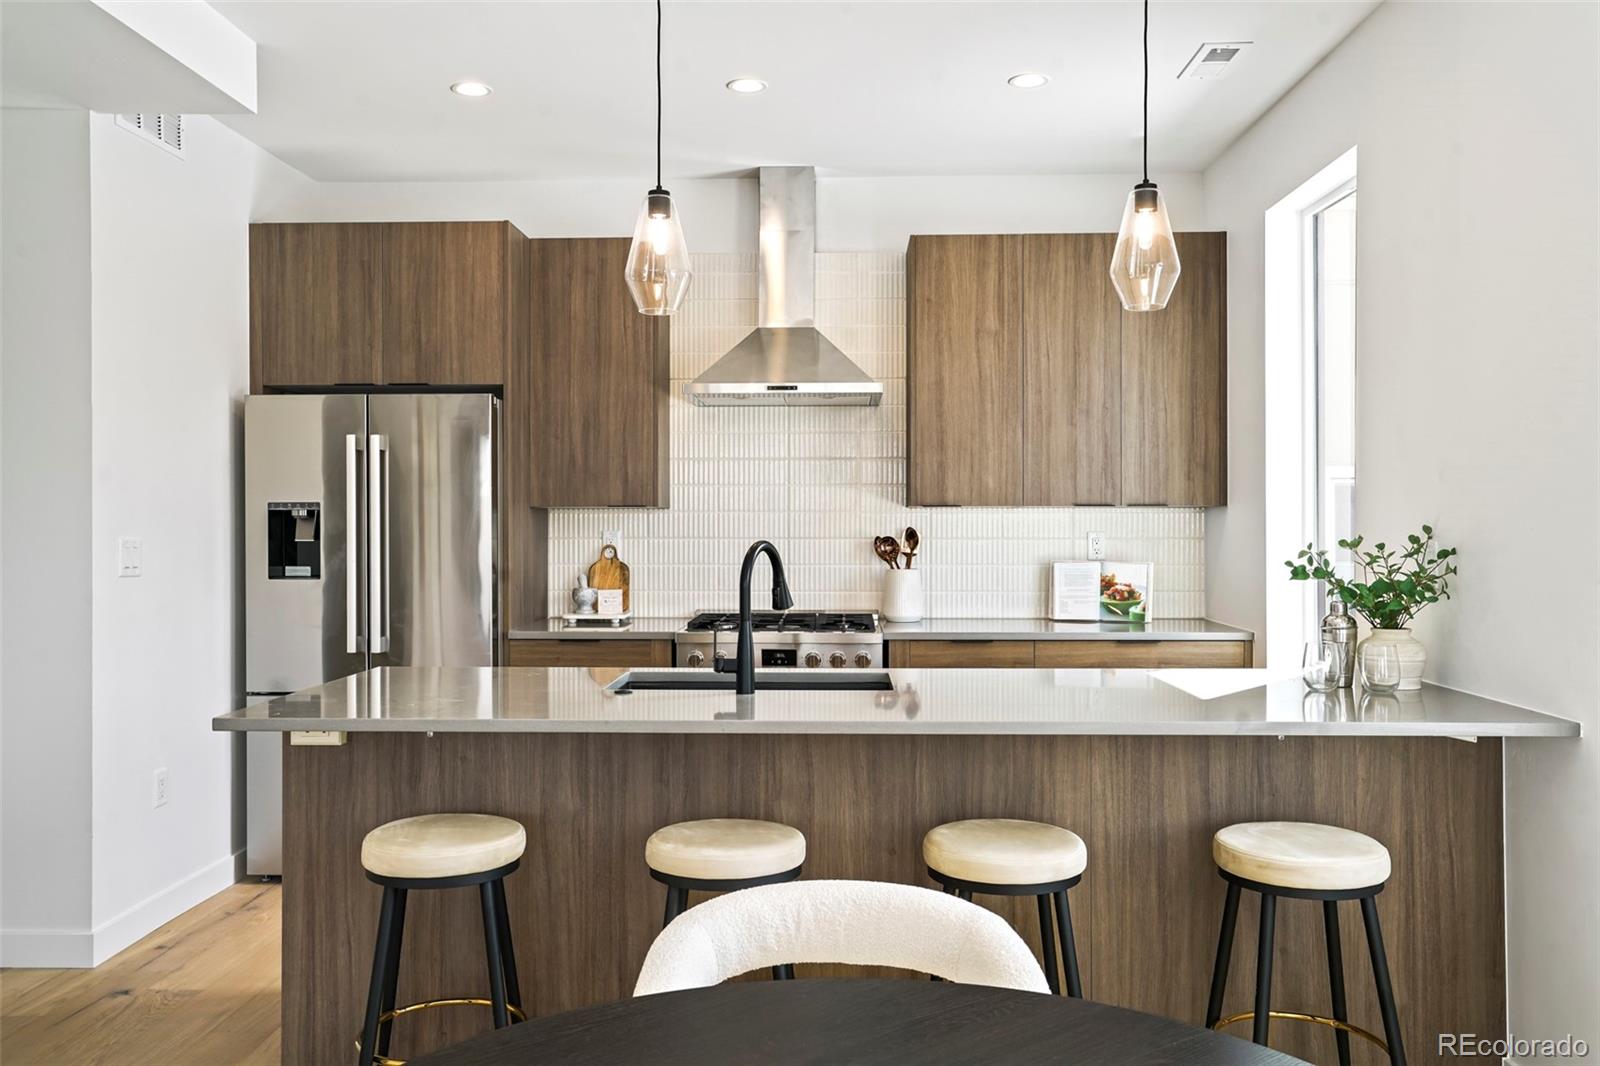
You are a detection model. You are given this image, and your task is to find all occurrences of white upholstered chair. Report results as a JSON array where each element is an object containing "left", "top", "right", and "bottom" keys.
[{"left": 633, "top": 879, "right": 1051, "bottom": 997}]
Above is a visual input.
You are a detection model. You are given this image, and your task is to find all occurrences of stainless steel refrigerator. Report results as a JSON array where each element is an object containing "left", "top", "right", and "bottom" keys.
[{"left": 244, "top": 393, "right": 501, "bottom": 874}]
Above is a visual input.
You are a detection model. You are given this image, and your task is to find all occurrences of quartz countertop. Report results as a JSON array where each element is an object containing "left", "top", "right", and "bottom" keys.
[
  {"left": 508, "top": 618, "right": 687, "bottom": 640},
  {"left": 213, "top": 667, "right": 1576, "bottom": 738},
  {"left": 881, "top": 618, "right": 1253, "bottom": 641}
]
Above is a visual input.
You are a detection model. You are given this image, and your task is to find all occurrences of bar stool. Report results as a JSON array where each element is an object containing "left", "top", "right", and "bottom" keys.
[
  {"left": 922, "top": 818, "right": 1086, "bottom": 996},
  {"left": 646, "top": 818, "right": 806, "bottom": 979},
  {"left": 356, "top": 814, "right": 527, "bottom": 1066},
  {"left": 1204, "top": 821, "right": 1406, "bottom": 1066}
]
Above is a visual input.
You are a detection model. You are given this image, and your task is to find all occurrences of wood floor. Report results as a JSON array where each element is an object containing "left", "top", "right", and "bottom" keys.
[{"left": 1, "top": 882, "right": 281, "bottom": 1066}]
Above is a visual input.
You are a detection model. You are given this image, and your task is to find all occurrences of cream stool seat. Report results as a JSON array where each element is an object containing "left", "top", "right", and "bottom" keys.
[
  {"left": 1212, "top": 821, "right": 1390, "bottom": 891},
  {"left": 645, "top": 818, "right": 806, "bottom": 881},
  {"left": 361, "top": 813, "right": 527, "bottom": 881},
  {"left": 923, "top": 819, "right": 1088, "bottom": 885}
]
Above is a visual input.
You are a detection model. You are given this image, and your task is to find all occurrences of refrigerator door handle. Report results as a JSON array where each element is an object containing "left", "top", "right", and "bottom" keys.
[
  {"left": 344, "top": 433, "right": 364, "bottom": 653},
  {"left": 368, "top": 434, "right": 389, "bottom": 654}
]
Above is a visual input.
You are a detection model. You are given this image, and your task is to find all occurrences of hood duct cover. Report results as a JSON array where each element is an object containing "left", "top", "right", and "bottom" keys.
[{"left": 685, "top": 167, "right": 883, "bottom": 407}]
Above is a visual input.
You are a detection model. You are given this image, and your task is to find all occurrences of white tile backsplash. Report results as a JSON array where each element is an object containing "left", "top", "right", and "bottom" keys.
[{"left": 547, "top": 252, "right": 1205, "bottom": 619}]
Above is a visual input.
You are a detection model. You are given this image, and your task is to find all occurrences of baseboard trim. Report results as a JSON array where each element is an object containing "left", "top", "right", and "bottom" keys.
[
  {"left": 0, "top": 927, "right": 96, "bottom": 968},
  {"left": 90, "top": 850, "right": 243, "bottom": 965}
]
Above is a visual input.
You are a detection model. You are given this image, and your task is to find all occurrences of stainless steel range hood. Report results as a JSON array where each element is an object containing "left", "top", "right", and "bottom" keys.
[{"left": 684, "top": 167, "right": 883, "bottom": 407}]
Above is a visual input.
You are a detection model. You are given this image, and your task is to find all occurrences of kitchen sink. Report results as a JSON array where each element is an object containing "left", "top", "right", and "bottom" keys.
[{"left": 606, "top": 670, "right": 894, "bottom": 694}]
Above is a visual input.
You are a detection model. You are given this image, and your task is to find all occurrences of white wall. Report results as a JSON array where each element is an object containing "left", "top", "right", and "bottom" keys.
[
  {"left": 0, "top": 110, "right": 312, "bottom": 966},
  {"left": 1202, "top": 0, "right": 1599, "bottom": 1051},
  {"left": 0, "top": 109, "right": 97, "bottom": 966},
  {"left": 261, "top": 171, "right": 1205, "bottom": 253}
]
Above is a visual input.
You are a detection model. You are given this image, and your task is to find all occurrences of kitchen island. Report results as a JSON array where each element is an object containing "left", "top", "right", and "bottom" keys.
[{"left": 216, "top": 667, "right": 1576, "bottom": 1065}]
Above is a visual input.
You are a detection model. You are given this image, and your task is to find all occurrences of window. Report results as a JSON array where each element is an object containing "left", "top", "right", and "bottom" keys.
[{"left": 1309, "top": 186, "right": 1358, "bottom": 628}]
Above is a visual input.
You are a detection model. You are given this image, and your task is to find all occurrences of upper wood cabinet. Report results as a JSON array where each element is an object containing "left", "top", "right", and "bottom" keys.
[
  {"left": 1022, "top": 234, "right": 1123, "bottom": 505},
  {"left": 250, "top": 223, "right": 382, "bottom": 387},
  {"left": 906, "top": 229, "right": 1226, "bottom": 507},
  {"left": 250, "top": 221, "right": 525, "bottom": 390},
  {"left": 1121, "top": 231, "right": 1227, "bottom": 506},
  {"left": 906, "top": 235, "right": 1024, "bottom": 506},
  {"left": 525, "top": 238, "right": 670, "bottom": 508}
]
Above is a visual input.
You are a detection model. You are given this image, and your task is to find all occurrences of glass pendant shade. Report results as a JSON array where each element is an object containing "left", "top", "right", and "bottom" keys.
[
  {"left": 1110, "top": 182, "right": 1181, "bottom": 311},
  {"left": 625, "top": 188, "right": 692, "bottom": 316}
]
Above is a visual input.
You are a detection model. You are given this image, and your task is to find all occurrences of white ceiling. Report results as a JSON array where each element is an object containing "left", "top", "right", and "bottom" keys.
[{"left": 214, "top": 0, "right": 1378, "bottom": 183}]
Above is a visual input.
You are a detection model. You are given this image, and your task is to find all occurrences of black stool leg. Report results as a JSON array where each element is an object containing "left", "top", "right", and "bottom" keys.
[
  {"left": 661, "top": 884, "right": 688, "bottom": 928},
  {"left": 490, "top": 879, "right": 522, "bottom": 1021},
  {"left": 1035, "top": 894, "right": 1061, "bottom": 994},
  {"left": 1360, "top": 895, "right": 1407, "bottom": 1066},
  {"left": 357, "top": 886, "right": 399, "bottom": 1066},
  {"left": 771, "top": 964, "right": 795, "bottom": 980},
  {"left": 478, "top": 882, "right": 510, "bottom": 1029},
  {"left": 1205, "top": 880, "right": 1241, "bottom": 1028},
  {"left": 1052, "top": 890, "right": 1082, "bottom": 998},
  {"left": 376, "top": 888, "right": 408, "bottom": 1058},
  {"left": 1253, "top": 893, "right": 1277, "bottom": 1046},
  {"left": 1323, "top": 900, "right": 1352, "bottom": 1066}
]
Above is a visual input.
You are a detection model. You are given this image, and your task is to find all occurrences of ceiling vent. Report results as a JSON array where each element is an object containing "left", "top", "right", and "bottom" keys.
[
  {"left": 116, "top": 113, "right": 185, "bottom": 158},
  {"left": 1178, "top": 42, "right": 1252, "bottom": 81}
]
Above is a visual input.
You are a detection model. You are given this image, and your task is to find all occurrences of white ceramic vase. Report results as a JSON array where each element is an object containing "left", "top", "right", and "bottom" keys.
[
  {"left": 883, "top": 569, "right": 924, "bottom": 623},
  {"left": 1357, "top": 628, "right": 1427, "bottom": 691}
]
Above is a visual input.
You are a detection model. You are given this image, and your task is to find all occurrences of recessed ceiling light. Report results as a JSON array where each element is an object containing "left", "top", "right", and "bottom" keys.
[
  {"left": 725, "top": 77, "right": 767, "bottom": 94},
  {"left": 1007, "top": 72, "right": 1050, "bottom": 89},
  {"left": 450, "top": 81, "right": 492, "bottom": 98}
]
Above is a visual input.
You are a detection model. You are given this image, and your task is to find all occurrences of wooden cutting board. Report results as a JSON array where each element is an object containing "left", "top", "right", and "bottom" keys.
[{"left": 587, "top": 544, "right": 630, "bottom": 612}]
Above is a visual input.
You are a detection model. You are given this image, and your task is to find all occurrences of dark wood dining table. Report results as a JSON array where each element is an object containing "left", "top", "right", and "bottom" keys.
[{"left": 410, "top": 979, "right": 1307, "bottom": 1065}]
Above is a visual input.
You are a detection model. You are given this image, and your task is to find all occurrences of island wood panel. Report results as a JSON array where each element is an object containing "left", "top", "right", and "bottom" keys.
[
  {"left": 1032, "top": 639, "right": 1250, "bottom": 668},
  {"left": 283, "top": 733, "right": 1503, "bottom": 1066},
  {"left": 1121, "top": 231, "right": 1228, "bottom": 506},
  {"left": 506, "top": 639, "right": 673, "bottom": 668},
  {"left": 887, "top": 640, "right": 1036, "bottom": 668},
  {"left": 906, "top": 235, "right": 1024, "bottom": 506},
  {"left": 1022, "top": 234, "right": 1123, "bottom": 505},
  {"left": 525, "top": 238, "right": 670, "bottom": 507},
  {"left": 250, "top": 223, "right": 381, "bottom": 389},
  {"left": 379, "top": 222, "right": 513, "bottom": 386}
]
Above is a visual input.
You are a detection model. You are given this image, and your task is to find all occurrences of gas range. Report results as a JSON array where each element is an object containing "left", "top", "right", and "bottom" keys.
[{"left": 675, "top": 611, "right": 883, "bottom": 670}]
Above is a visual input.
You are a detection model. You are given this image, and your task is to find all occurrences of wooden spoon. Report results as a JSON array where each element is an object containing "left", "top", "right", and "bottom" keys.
[
  {"left": 877, "top": 535, "right": 902, "bottom": 570},
  {"left": 902, "top": 526, "right": 920, "bottom": 569}
]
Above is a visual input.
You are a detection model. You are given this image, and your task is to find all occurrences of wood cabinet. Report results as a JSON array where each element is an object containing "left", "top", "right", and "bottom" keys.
[
  {"left": 888, "top": 639, "right": 1251, "bottom": 669},
  {"left": 1022, "top": 234, "right": 1123, "bottom": 505},
  {"left": 1120, "top": 231, "right": 1227, "bottom": 506},
  {"left": 507, "top": 639, "right": 674, "bottom": 668},
  {"left": 250, "top": 221, "right": 524, "bottom": 390},
  {"left": 525, "top": 238, "right": 670, "bottom": 508},
  {"left": 250, "top": 223, "right": 381, "bottom": 387},
  {"left": 906, "top": 235, "right": 1023, "bottom": 506},
  {"left": 905, "top": 230, "right": 1226, "bottom": 506}
]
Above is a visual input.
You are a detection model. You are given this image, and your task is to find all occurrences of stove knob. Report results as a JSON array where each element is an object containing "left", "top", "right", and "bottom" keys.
[
  {"left": 685, "top": 650, "right": 705, "bottom": 668},
  {"left": 854, "top": 652, "right": 874, "bottom": 669},
  {"left": 829, "top": 652, "right": 847, "bottom": 669},
  {"left": 803, "top": 652, "right": 822, "bottom": 669}
]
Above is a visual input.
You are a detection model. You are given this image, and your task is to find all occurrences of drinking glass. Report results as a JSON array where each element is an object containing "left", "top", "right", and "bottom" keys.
[
  {"left": 1360, "top": 643, "right": 1402, "bottom": 694},
  {"left": 1302, "top": 642, "right": 1343, "bottom": 692}
]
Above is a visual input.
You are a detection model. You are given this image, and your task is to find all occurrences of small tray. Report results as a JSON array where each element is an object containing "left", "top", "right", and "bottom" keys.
[{"left": 561, "top": 611, "right": 634, "bottom": 628}]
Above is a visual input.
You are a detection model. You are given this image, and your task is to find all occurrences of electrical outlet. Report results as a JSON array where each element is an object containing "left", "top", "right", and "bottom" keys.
[
  {"left": 602, "top": 528, "right": 622, "bottom": 549},
  {"left": 118, "top": 537, "right": 143, "bottom": 577},
  {"left": 1087, "top": 532, "right": 1106, "bottom": 560},
  {"left": 153, "top": 767, "right": 168, "bottom": 808}
]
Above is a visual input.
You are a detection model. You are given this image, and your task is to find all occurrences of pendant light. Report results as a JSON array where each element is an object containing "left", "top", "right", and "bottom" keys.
[
  {"left": 624, "top": 0, "right": 692, "bottom": 315},
  {"left": 1110, "top": 0, "right": 1180, "bottom": 312}
]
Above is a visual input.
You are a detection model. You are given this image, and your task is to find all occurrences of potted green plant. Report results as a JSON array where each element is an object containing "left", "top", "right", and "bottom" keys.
[{"left": 1285, "top": 525, "right": 1459, "bottom": 691}]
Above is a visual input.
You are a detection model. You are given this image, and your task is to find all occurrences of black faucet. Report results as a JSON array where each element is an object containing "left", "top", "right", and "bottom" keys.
[{"left": 714, "top": 540, "right": 793, "bottom": 695}]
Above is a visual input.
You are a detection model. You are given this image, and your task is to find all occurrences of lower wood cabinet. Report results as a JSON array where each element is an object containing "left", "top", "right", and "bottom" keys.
[
  {"left": 507, "top": 639, "right": 674, "bottom": 668},
  {"left": 888, "top": 639, "right": 1250, "bottom": 669}
]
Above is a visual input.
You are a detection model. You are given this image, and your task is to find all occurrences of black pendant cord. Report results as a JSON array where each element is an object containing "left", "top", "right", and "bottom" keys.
[
  {"left": 1142, "top": 0, "right": 1149, "bottom": 184},
  {"left": 654, "top": 0, "right": 663, "bottom": 191}
]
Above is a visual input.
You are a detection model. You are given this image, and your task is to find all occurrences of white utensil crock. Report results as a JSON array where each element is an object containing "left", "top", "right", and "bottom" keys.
[{"left": 883, "top": 569, "right": 924, "bottom": 623}]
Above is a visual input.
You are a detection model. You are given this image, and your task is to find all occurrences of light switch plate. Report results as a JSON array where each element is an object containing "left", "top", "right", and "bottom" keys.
[
  {"left": 118, "top": 537, "right": 143, "bottom": 577},
  {"left": 1087, "top": 532, "right": 1106, "bottom": 560}
]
